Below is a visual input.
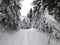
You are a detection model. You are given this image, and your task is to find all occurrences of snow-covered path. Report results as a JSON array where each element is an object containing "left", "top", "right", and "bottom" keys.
[{"left": 0, "top": 28, "right": 49, "bottom": 45}]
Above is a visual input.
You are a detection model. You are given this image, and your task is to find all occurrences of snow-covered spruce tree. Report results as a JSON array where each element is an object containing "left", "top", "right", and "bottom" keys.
[
  {"left": 43, "top": 0, "right": 60, "bottom": 23},
  {"left": 33, "top": 0, "right": 60, "bottom": 44},
  {"left": 33, "top": 0, "right": 60, "bottom": 23},
  {"left": 21, "top": 17, "right": 30, "bottom": 29},
  {"left": 32, "top": 0, "right": 60, "bottom": 44},
  {"left": 31, "top": 0, "right": 45, "bottom": 30},
  {"left": 0, "top": 0, "right": 21, "bottom": 30},
  {"left": 33, "top": 0, "right": 60, "bottom": 32},
  {"left": 27, "top": 1, "right": 46, "bottom": 30},
  {"left": 27, "top": 8, "right": 33, "bottom": 27},
  {"left": 31, "top": 0, "right": 53, "bottom": 33}
]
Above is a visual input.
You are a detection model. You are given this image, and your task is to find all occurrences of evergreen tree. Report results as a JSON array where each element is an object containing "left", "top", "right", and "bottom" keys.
[
  {"left": 32, "top": 0, "right": 54, "bottom": 32},
  {"left": 0, "top": 0, "right": 21, "bottom": 30},
  {"left": 27, "top": 8, "right": 33, "bottom": 22},
  {"left": 27, "top": 8, "right": 33, "bottom": 27},
  {"left": 33, "top": 0, "right": 60, "bottom": 22}
]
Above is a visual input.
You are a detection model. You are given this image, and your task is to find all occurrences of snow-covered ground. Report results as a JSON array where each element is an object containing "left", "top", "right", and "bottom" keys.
[{"left": 0, "top": 28, "right": 49, "bottom": 45}]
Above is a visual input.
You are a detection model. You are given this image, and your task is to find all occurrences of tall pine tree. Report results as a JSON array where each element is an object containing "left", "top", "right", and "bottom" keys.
[
  {"left": 33, "top": 0, "right": 60, "bottom": 22},
  {"left": 0, "top": 0, "right": 21, "bottom": 30}
]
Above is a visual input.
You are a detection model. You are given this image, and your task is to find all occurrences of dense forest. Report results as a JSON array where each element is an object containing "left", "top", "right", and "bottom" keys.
[
  {"left": 0, "top": 0, "right": 21, "bottom": 30},
  {"left": 0, "top": 0, "right": 60, "bottom": 32},
  {"left": 0, "top": 0, "right": 60, "bottom": 45}
]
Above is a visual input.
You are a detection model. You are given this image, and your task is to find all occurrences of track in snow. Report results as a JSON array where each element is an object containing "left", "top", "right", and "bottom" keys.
[{"left": 0, "top": 28, "right": 49, "bottom": 45}]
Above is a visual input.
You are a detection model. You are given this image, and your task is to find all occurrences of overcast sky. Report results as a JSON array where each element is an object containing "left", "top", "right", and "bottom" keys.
[
  {"left": 19, "top": 0, "right": 34, "bottom": 20},
  {"left": 20, "top": 0, "right": 34, "bottom": 17},
  {"left": 20, "top": 0, "right": 56, "bottom": 22}
]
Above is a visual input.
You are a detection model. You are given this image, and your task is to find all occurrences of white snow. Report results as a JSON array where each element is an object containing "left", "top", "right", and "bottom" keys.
[{"left": 0, "top": 28, "right": 49, "bottom": 45}]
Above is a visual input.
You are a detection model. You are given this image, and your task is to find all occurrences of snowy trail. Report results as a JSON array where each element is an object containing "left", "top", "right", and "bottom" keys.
[
  {"left": 0, "top": 28, "right": 49, "bottom": 45},
  {"left": 23, "top": 30, "right": 29, "bottom": 45},
  {"left": 22, "top": 29, "right": 49, "bottom": 45}
]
